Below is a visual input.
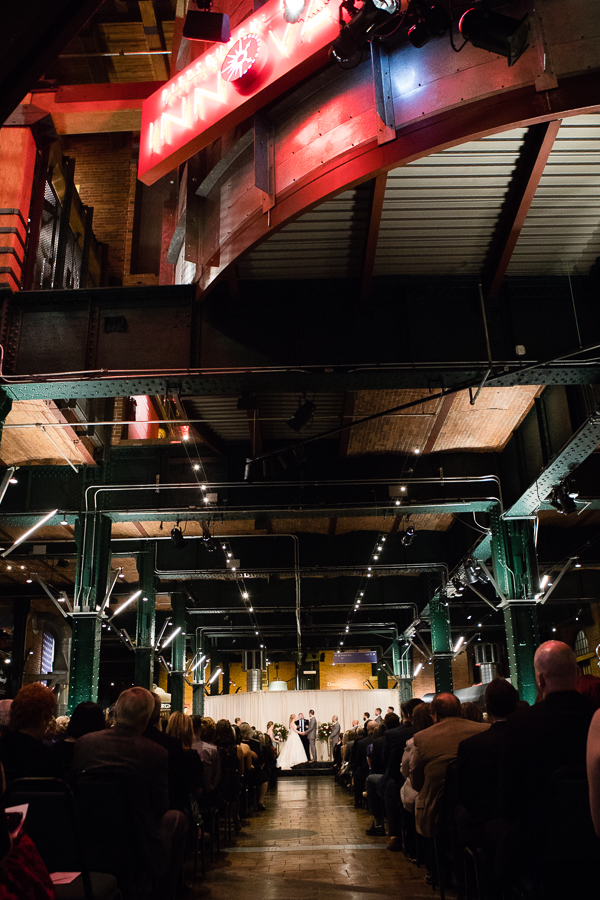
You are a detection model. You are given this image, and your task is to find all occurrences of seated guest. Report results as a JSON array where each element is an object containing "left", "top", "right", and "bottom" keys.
[
  {"left": 144, "top": 693, "right": 188, "bottom": 811},
  {"left": 192, "top": 717, "right": 222, "bottom": 799},
  {"left": 351, "top": 720, "right": 376, "bottom": 807},
  {"left": 365, "top": 712, "right": 400, "bottom": 838},
  {"left": 239, "top": 723, "right": 268, "bottom": 810},
  {"left": 72, "top": 687, "right": 187, "bottom": 900},
  {"left": 456, "top": 678, "right": 518, "bottom": 840},
  {"left": 166, "top": 712, "right": 204, "bottom": 804},
  {"left": 460, "top": 702, "right": 484, "bottom": 723},
  {"left": 497, "top": 641, "right": 594, "bottom": 885},
  {"left": 0, "top": 684, "right": 60, "bottom": 784},
  {"left": 213, "top": 719, "right": 243, "bottom": 802},
  {"left": 400, "top": 702, "right": 434, "bottom": 856},
  {"left": 367, "top": 724, "right": 387, "bottom": 775},
  {"left": 0, "top": 767, "right": 55, "bottom": 899},
  {"left": 410, "top": 693, "right": 488, "bottom": 840},
  {"left": 52, "top": 701, "right": 106, "bottom": 777},
  {"left": 588, "top": 707, "right": 600, "bottom": 837},
  {"left": 578, "top": 673, "right": 600, "bottom": 710},
  {"left": 381, "top": 703, "right": 421, "bottom": 850}
]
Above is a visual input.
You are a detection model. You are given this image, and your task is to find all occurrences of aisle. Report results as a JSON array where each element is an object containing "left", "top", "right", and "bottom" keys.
[{"left": 193, "top": 777, "right": 456, "bottom": 899}]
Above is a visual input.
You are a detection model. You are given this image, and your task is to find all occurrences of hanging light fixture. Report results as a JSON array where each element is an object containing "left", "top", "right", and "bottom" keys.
[
  {"left": 459, "top": 8, "right": 530, "bottom": 67},
  {"left": 286, "top": 396, "right": 316, "bottom": 432}
]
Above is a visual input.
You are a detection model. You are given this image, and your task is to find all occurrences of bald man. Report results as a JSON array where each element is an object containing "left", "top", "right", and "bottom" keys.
[{"left": 497, "top": 641, "right": 594, "bottom": 885}]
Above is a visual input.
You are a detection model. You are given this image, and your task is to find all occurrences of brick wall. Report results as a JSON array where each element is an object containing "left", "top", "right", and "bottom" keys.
[{"left": 61, "top": 134, "right": 137, "bottom": 285}]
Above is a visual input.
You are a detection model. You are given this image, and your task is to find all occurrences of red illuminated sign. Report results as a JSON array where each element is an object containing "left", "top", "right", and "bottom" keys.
[{"left": 138, "top": 0, "right": 341, "bottom": 185}]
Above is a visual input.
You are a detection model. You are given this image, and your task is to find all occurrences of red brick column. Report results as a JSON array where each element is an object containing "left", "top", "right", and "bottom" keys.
[{"left": 0, "top": 128, "right": 37, "bottom": 291}]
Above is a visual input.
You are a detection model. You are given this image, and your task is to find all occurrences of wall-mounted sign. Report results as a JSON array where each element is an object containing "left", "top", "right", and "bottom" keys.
[
  {"left": 138, "top": 0, "right": 341, "bottom": 185},
  {"left": 333, "top": 650, "right": 378, "bottom": 664}
]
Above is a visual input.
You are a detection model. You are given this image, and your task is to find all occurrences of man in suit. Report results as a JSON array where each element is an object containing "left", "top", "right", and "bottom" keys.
[
  {"left": 306, "top": 709, "right": 317, "bottom": 761},
  {"left": 329, "top": 715, "right": 341, "bottom": 758},
  {"left": 295, "top": 712, "right": 310, "bottom": 759},
  {"left": 72, "top": 687, "right": 187, "bottom": 900},
  {"left": 381, "top": 703, "right": 421, "bottom": 848},
  {"left": 496, "top": 641, "right": 595, "bottom": 886},
  {"left": 363, "top": 712, "right": 371, "bottom": 731},
  {"left": 374, "top": 707, "right": 383, "bottom": 725},
  {"left": 410, "top": 693, "right": 488, "bottom": 839},
  {"left": 456, "top": 678, "right": 519, "bottom": 839}
]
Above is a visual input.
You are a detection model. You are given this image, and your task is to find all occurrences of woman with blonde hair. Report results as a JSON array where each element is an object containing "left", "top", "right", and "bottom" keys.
[{"left": 276, "top": 714, "right": 307, "bottom": 770}]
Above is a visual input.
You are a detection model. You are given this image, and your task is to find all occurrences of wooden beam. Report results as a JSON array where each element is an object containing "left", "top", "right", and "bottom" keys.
[
  {"left": 28, "top": 83, "right": 164, "bottom": 134},
  {"left": 139, "top": 1, "right": 170, "bottom": 81},
  {"left": 43, "top": 400, "right": 97, "bottom": 466},
  {"left": 482, "top": 119, "right": 562, "bottom": 297},
  {"left": 423, "top": 394, "right": 455, "bottom": 455},
  {"left": 328, "top": 517, "right": 337, "bottom": 536},
  {"left": 360, "top": 174, "right": 387, "bottom": 302},
  {"left": 133, "top": 522, "right": 149, "bottom": 537}
]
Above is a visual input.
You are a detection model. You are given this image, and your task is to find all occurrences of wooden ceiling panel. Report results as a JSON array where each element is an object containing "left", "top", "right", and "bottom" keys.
[
  {"left": 346, "top": 390, "right": 442, "bottom": 456},
  {"left": 1, "top": 401, "right": 95, "bottom": 467},
  {"left": 432, "top": 386, "right": 543, "bottom": 452}
]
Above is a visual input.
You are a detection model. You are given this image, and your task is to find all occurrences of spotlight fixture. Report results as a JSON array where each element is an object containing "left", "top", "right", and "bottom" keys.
[
  {"left": 286, "top": 396, "right": 316, "bottom": 432},
  {"left": 459, "top": 8, "right": 530, "bottom": 67},
  {"left": 452, "top": 577, "right": 465, "bottom": 596},
  {"left": 171, "top": 525, "right": 185, "bottom": 548},
  {"left": 408, "top": 2, "right": 450, "bottom": 49},
  {"left": 548, "top": 483, "right": 578, "bottom": 515},
  {"left": 201, "top": 521, "right": 216, "bottom": 551},
  {"left": 464, "top": 558, "right": 483, "bottom": 584},
  {"left": 401, "top": 524, "right": 415, "bottom": 547},
  {"left": 183, "top": 0, "right": 230, "bottom": 43},
  {"left": 331, "top": 0, "right": 399, "bottom": 66}
]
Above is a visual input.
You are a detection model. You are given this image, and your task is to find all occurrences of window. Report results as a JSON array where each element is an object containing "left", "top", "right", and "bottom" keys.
[
  {"left": 41, "top": 631, "right": 55, "bottom": 686},
  {"left": 575, "top": 630, "right": 589, "bottom": 657}
]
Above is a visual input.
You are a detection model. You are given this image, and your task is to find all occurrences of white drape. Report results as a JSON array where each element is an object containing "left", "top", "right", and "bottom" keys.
[{"left": 204, "top": 688, "right": 398, "bottom": 742}]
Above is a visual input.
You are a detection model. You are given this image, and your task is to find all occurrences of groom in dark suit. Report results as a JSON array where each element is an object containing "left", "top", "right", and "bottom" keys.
[{"left": 295, "top": 712, "right": 310, "bottom": 759}]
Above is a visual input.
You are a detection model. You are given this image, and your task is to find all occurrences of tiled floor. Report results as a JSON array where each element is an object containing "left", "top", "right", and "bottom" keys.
[{"left": 191, "top": 777, "right": 455, "bottom": 899}]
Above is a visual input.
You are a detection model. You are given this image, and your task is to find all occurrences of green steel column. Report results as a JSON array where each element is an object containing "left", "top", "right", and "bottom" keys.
[
  {"left": 134, "top": 542, "right": 156, "bottom": 689},
  {"left": 490, "top": 507, "right": 540, "bottom": 704},
  {"left": 69, "top": 513, "right": 111, "bottom": 711},
  {"left": 430, "top": 593, "right": 453, "bottom": 693},
  {"left": 192, "top": 630, "right": 205, "bottom": 716},
  {"left": 221, "top": 656, "right": 230, "bottom": 694},
  {"left": 170, "top": 592, "right": 186, "bottom": 713},
  {"left": 393, "top": 638, "right": 413, "bottom": 703},
  {"left": 9, "top": 598, "right": 30, "bottom": 698},
  {"left": 210, "top": 646, "right": 222, "bottom": 696}
]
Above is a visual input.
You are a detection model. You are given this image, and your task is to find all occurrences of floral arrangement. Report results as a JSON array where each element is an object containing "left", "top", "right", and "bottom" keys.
[
  {"left": 272, "top": 723, "right": 289, "bottom": 742},
  {"left": 318, "top": 721, "right": 333, "bottom": 742}
]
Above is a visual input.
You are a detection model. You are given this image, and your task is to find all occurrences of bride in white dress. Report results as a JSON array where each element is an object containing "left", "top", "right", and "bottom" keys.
[{"left": 276, "top": 714, "right": 308, "bottom": 769}]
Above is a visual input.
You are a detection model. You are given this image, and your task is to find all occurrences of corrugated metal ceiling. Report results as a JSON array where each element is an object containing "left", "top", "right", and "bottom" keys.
[{"left": 240, "top": 114, "right": 600, "bottom": 281}]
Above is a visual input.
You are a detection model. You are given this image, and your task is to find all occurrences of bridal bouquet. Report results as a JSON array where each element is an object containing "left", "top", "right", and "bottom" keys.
[
  {"left": 317, "top": 722, "right": 333, "bottom": 742},
  {"left": 272, "top": 723, "right": 289, "bottom": 742}
]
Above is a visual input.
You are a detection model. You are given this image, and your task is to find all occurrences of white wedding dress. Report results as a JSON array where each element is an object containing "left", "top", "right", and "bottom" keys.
[{"left": 276, "top": 727, "right": 308, "bottom": 769}]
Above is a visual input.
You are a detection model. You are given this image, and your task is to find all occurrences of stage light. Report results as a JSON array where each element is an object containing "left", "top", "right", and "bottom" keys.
[
  {"left": 183, "top": 2, "right": 230, "bottom": 43},
  {"left": 208, "top": 666, "right": 222, "bottom": 685},
  {"left": 331, "top": 0, "right": 399, "bottom": 66},
  {"left": 284, "top": 0, "right": 305, "bottom": 24},
  {"left": 162, "top": 626, "right": 182, "bottom": 648},
  {"left": 408, "top": 3, "right": 450, "bottom": 48},
  {"left": 1, "top": 509, "right": 58, "bottom": 557},
  {"left": 452, "top": 577, "right": 465, "bottom": 596},
  {"left": 286, "top": 397, "right": 316, "bottom": 432},
  {"left": 548, "top": 484, "right": 578, "bottom": 515},
  {"left": 171, "top": 525, "right": 185, "bottom": 548},
  {"left": 401, "top": 525, "right": 415, "bottom": 547},
  {"left": 459, "top": 8, "right": 530, "bottom": 67},
  {"left": 110, "top": 590, "right": 142, "bottom": 619}
]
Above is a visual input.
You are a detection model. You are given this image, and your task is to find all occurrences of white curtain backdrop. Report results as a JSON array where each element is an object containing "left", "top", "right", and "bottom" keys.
[{"left": 205, "top": 689, "right": 398, "bottom": 759}]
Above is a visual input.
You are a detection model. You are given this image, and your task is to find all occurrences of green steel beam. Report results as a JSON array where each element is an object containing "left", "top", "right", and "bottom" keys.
[
  {"left": 69, "top": 513, "right": 111, "bottom": 711},
  {"left": 134, "top": 542, "right": 157, "bottom": 690},
  {"left": 429, "top": 593, "right": 453, "bottom": 693},
  {"left": 504, "top": 402, "right": 600, "bottom": 518},
  {"left": 489, "top": 507, "right": 539, "bottom": 703},
  {"left": 192, "top": 629, "right": 205, "bottom": 716},
  {"left": 169, "top": 591, "right": 186, "bottom": 713}
]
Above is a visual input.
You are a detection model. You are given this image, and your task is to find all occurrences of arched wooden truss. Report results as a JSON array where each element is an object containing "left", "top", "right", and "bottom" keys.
[{"left": 189, "top": 0, "right": 600, "bottom": 295}]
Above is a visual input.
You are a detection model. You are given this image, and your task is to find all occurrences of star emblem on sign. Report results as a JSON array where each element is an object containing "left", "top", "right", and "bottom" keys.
[{"left": 221, "top": 34, "right": 267, "bottom": 87}]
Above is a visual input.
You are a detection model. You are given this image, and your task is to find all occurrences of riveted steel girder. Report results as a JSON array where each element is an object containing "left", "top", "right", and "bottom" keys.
[{"left": 134, "top": 543, "right": 157, "bottom": 690}]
